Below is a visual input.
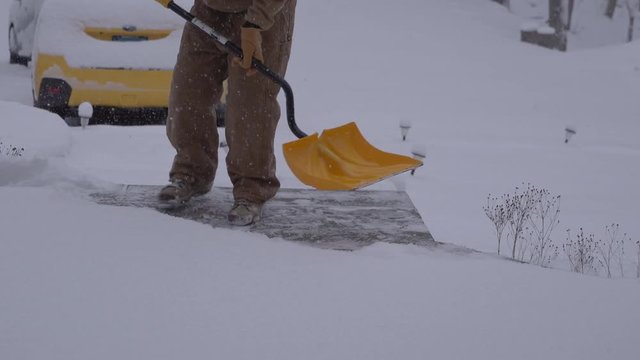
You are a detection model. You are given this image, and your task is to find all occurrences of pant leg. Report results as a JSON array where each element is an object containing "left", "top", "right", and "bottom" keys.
[
  {"left": 167, "top": 1, "right": 234, "bottom": 188},
  {"left": 225, "top": 0, "right": 297, "bottom": 203}
]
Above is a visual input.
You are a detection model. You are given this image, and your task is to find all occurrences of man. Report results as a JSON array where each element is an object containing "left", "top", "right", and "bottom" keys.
[{"left": 158, "top": 0, "right": 296, "bottom": 226}]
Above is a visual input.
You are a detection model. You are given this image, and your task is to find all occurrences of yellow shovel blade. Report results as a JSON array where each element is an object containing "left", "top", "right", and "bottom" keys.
[{"left": 283, "top": 122, "right": 423, "bottom": 190}]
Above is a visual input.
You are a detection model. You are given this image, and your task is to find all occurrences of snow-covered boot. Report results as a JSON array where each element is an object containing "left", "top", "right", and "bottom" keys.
[
  {"left": 158, "top": 178, "right": 210, "bottom": 208},
  {"left": 228, "top": 199, "right": 263, "bottom": 226}
]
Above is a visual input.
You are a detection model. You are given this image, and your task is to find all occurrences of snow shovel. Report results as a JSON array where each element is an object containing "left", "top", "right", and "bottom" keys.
[{"left": 155, "top": 0, "right": 423, "bottom": 190}]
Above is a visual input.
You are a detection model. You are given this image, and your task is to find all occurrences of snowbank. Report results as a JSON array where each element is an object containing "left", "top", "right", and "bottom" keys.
[
  {"left": 0, "top": 100, "right": 70, "bottom": 160},
  {"left": 0, "top": 100, "right": 71, "bottom": 185},
  {"left": 1, "top": 186, "right": 640, "bottom": 360}
]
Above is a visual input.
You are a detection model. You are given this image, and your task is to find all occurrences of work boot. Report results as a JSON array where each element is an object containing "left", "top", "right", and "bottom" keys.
[
  {"left": 158, "top": 178, "right": 210, "bottom": 208},
  {"left": 228, "top": 199, "right": 263, "bottom": 226}
]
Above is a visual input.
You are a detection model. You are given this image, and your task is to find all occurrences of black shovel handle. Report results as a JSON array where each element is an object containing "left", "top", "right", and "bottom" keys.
[{"left": 157, "top": 0, "right": 307, "bottom": 138}]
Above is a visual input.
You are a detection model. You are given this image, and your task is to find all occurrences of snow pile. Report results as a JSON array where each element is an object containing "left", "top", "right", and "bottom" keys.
[
  {"left": 1, "top": 186, "right": 640, "bottom": 360},
  {"left": 0, "top": 101, "right": 70, "bottom": 157},
  {"left": 0, "top": 100, "right": 72, "bottom": 180}
]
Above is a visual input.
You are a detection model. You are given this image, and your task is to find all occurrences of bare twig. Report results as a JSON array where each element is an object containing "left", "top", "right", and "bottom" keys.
[
  {"left": 597, "top": 224, "right": 625, "bottom": 278},
  {"left": 485, "top": 184, "right": 560, "bottom": 264},
  {"left": 484, "top": 195, "right": 513, "bottom": 255},
  {"left": 564, "top": 228, "right": 600, "bottom": 275},
  {"left": 527, "top": 190, "right": 561, "bottom": 267},
  {"left": 506, "top": 184, "right": 537, "bottom": 260},
  {"left": 0, "top": 141, "right": 25, "bottom": 158},
  {"left": 636, "top": 240, "right": 640, "bottom": 278}
]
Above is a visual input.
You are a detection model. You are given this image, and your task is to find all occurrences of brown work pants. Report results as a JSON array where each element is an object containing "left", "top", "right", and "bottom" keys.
[{"left": 167, "top": 0, "right": 296, "bottom": 203}]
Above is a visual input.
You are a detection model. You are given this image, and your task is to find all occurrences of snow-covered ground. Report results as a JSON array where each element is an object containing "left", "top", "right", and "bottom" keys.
[
  {"left": 512, "top": 0, "right": 640, "bottom": 49},
  {"left": 2, "top": 0, "right": 640, "bottom": 359}
]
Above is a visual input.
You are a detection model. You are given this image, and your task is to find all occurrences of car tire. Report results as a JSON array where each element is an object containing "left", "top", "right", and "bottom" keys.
[
  {"left": 8, "top": 25, "right": 29, "bottom": 66},
  {"left": 10, "top": 51, "right": 20, "bottom": 64},
  {"left": 156, "top": 110, "right": 168, "bottom": 125},
  {"left": 63, "top": 116, "right": 81, "bottom": 127}
]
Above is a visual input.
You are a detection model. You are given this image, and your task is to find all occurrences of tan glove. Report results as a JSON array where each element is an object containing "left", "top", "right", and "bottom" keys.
[{"left": 233, "top": 23, "right": 263, "bottom": 77}]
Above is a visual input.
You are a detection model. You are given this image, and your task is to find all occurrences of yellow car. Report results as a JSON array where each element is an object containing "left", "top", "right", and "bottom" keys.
[{"left": 31, "top": 0, "right": 186, "bottom": 123}]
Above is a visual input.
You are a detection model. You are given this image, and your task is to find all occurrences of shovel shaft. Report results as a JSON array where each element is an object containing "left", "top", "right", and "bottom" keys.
[{"left": 161, "top": 1, "right": 307, "bottom": 138}]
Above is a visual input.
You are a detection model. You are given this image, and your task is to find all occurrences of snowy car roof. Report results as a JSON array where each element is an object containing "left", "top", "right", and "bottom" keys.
[{"left": 33, "top": 0, "right": 192, "bottom": 70}]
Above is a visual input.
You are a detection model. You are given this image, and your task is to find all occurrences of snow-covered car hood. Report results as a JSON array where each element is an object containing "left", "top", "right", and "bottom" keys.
[{"left": 33, "top": 0, "right": 190, "bottom": 70}]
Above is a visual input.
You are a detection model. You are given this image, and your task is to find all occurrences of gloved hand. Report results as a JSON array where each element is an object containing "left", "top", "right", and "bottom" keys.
[{"left": 233, "top": 22, "right": 263, "bottom": 77}]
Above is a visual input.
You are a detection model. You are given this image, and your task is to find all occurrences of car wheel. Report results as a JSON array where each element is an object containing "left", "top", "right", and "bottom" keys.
[
  {"left": 63, "top": 116, "right": 81, "bottom": 127},
  {"left": 156, "top": 109, "right": 168, "bottom": 125},
  {"left": 8, "top": 25, "right": 29, "bottom": 66}
]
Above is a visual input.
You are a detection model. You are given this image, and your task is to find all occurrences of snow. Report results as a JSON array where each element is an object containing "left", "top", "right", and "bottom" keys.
[
  {"left": 2, "top": 0, "right": 640, "bottom": 359},
  {"left": 32, "top": 0, "right": 189, "bottom": 70},
  {"left": 520, "top": 21, "right": 540, "bottom": 31},
  {"left": 0, "top": 101, "right": 70, "bottom": 158},
  {"left": 9, "top": 0, "right": 44, "bottom": 58},
  {"left": 537, "top": 25, "right": 556, "bottom": 35},
  {"left": 78, "top": 101, "right": 93, "bottom": 118},
  {"left": 512, "top": 0, "right": 640, "bottom": 49}
]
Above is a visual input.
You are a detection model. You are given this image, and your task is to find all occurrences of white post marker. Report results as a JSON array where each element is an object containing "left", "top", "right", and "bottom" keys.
[
  {"left": 410, "top": 144, "right": 427, "bottom": 175},
  {"left": 399, "top": 120, "right": 412, "bottom": 141},
  {"left": 78, "top": 102, "right": 94, "bottom": 129},
  {"left": 564, "top": 126, "right": 577, "bottom": 144}
]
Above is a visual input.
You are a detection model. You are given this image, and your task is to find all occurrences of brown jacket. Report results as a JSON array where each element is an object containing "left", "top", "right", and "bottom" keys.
[{"left": 203, "top": 0, "right": 288, "bottom": 30}]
